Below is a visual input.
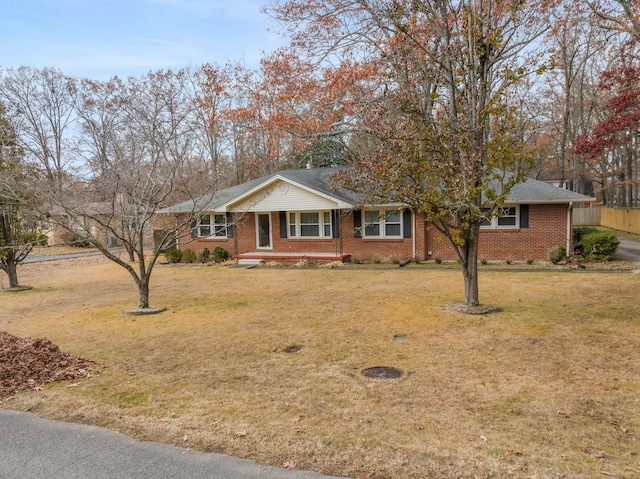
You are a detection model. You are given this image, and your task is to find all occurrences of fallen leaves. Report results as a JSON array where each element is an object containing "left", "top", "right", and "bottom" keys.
[{"left": 0, "top": 332, "right": 94, "bottom": 400}]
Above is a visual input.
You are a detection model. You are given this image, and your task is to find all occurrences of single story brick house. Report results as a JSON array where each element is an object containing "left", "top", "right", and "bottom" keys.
[{"left": 161, "top": 168, "right": 594, "bottom": 263}]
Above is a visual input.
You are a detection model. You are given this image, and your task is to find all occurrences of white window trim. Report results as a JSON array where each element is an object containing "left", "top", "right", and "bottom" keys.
[
  {"left": 288, "top": 211, "right": 333, "bottom": 239},
  {"left": 480, "top": 205, "right": 520, "bottom": 229},
  {"left": 198, "top": 213, "right": 227, "bottom": 238},
  {"left": 363, "top": 209, "right": 403, "bottom": 238}
]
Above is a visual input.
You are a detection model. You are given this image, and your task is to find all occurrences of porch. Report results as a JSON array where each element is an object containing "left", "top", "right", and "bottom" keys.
[{"left": 236, "top": 251, "right": 352, "bottom": 265}]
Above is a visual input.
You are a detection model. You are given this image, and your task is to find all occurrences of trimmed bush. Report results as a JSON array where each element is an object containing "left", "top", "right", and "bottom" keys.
[
  {"left": 213, "top": 246, "right": 229, "bottom": 263},
  {"left": 580, "top": 231, "right": 619, "bottom": 260},
  {"left": 573, "top": 226, "right": 599, "bottom": 243},
  {"left": 181, "top": 248, "right": 196, "bottom": 264},
  {"left": 164, "top": 248, "right": 183, "bottom": 264},
  {"left": 200, "top": 248, "right": 211, "bottom": 263},
  {"left": 548, "top": 245, "right": 566, "bottom": 264}
]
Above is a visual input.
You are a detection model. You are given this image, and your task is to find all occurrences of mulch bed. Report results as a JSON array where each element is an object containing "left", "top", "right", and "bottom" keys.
[{"left": 0, "top": 332, "right": 95, "bottom": 400}]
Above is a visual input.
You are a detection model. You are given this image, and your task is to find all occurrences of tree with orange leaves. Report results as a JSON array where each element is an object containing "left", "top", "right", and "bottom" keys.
[{"left": 268, "top": 0, "right": 553, "bottom": 308}]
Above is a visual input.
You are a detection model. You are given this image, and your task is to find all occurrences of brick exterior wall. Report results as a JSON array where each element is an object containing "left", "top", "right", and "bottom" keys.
[
  {"left": 178, "top": 204, "right": 570, "bottom": 262},
  {"left": 425, "top": 204, "right": 570, "bottom": 262},
  {"left": 179, "top": 211, "right": 425, "bottom": 262}
]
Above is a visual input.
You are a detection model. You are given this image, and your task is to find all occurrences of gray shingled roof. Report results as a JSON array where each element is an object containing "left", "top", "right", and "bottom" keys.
[
  {"left": 494, "top": 171, "right": 595, "bottom": 203},
  {"left": 160, "top": 167, "right": 593, "bottom": 214}
]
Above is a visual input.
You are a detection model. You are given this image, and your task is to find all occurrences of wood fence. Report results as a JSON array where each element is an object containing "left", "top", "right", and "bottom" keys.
[
  {"left": 573, "top": 207, "right": 601, "bottom": 226},
  {"left": 573, "top": 207, "right": 640, "bottom": 235}
]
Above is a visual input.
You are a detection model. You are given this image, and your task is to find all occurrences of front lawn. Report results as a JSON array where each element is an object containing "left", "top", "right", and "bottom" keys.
[{"left": 2, "top": 260, "right": 639, "bottom": 478}]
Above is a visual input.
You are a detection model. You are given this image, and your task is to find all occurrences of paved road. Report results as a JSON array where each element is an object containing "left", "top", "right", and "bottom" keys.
[
  {"left": 23, "top": 250, "right": 117, "bottom": 263},
  {"left": 0, "top": 410, "right": 348, "bottom": 479}
]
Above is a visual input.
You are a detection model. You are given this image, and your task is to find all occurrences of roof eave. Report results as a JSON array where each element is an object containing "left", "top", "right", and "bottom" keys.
[{"left": 508, "top": 198, "right": 596, "bottom": 204}]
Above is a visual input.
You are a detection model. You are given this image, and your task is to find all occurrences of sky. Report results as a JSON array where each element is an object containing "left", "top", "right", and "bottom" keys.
[{"left": 0, "top": 0, "right": 285, "bottom": 80}]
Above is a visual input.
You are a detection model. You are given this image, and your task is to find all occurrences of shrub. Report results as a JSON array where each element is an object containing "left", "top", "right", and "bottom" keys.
[
  {"left": 548, "top": 245, "right": 566, "bottom": 264},
  {"left": 580, "top": 231, "right": 619, "bottom": 260},
  {"left": 388, "top": 254, "right": 402, "bottom": 264},
  {"left": 213, "top": 246, "right": 229, "bottom": 263},
  {"left": 164, "top": 248, "right": 183, "bottom": 264},
  {"left": 66, "top": 234, "right": 91, "bottom": 248},
  {"left": 349, "top": 254, "right": 364, "bottom": 264},
  {"left": 200, "top": 247, "right": 211, "bottom": 263},
  {"left": 25, "top": 233, "right": 48, "bottom": 247},
  {"left": 573, "top": 227, "right": 599, "bottom": 245},
  {"left": 181, "top": 248, "right": 196, "bottom": 263}
]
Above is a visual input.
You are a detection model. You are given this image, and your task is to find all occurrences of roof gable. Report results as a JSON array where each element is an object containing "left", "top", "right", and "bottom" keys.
[
  {"left": 160, "top": 168, "right": 357, "bottom": 214},
  {"left": 221, "top": 170, "right": 355, "bottom": 212}
]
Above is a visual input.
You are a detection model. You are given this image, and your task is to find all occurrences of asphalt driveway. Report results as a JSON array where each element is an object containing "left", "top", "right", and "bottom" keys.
[
  {"left": 0, "top": 409, "right": 348, "bottom": 479},
  {"left": 614, "top": 236, "right": 640, "bottom": 268}
]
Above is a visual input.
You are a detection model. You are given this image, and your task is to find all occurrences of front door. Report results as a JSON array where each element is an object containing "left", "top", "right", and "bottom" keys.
[{"left": 256, "top": 213, "right": 272, "bottom": 249}]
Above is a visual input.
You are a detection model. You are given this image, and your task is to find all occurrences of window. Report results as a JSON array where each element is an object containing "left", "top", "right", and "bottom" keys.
[
  {"left": 300, "top": 212, "right": 320, "bottom": 237},
  {"left": 497, "top": 207, "right": 517, "bottom": 226},
  {"left": 288, "top": 211, "right": 332, "bottom": 238},
  {"left": 385, "top": 210, "right": 401, "bottom": 236},
  {"left": 363, "top": 210, "right": 402, "bottom": 238},
  {"left": 198, "top": 215, "right": 211, "bottom": 236},
  {"left": 213, "top": 214, "right": 227, "bottom": 236},
  {"left": 480, "top": 206, "right": 519, "bottom": 229},
  {"left": 364, "top": 210, "right": 380, "bottom": 236},
  {"left": 198, "top": 214, "right": 227, "bottom": 238},
  {"left": 323, "top": 212, "right": 331, "bottom": 237}
]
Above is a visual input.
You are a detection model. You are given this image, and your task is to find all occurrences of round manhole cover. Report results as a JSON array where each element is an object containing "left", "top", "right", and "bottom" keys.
[{"left": 362, "top": 366, "right": 403, "bottom": 379}]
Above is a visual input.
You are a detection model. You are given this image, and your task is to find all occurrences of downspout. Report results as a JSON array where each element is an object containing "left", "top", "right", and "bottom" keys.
[
  {"left": 412, "top": 210, "right": 416, "bottom": 259},
  {"left": 566, "top": 202, "right": 573, "bottom": 254},
  {"left": 339, "top": 212, "right": 343, "bottom": 257},
  {"left": 175, "top": 215, "right": 180, "bottom": 249}
]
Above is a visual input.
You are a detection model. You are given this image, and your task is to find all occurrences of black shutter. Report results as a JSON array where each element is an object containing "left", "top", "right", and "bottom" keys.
[
  {"left": 226, "top": 212, "right": 234, "bottom": 238},
  {"left": 279, "top": 211, "right": 287, "bottom": 238},
  {"left": 190, "top": 219, "right": 198, "bottom": 239},
  {"left": 353, "top": 210, "right": 362, "bottom": 238},
  {"left": 403, "top": 209, "right": 411, "bottom": 238},
  {"left": 520, "top": 204, "right": 529, "bottom": 229},
  {"left": 332, "top": 210, "right": 340, "bottom": 238}
]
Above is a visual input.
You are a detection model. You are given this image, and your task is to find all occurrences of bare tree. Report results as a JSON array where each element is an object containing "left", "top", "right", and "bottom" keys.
[
  {"left": 0, "top": 67, "right": 77, "bottom": 184},
  {"left": 0, "top": 102, "right": 40, "bottom": 289},
  {"left": 56, "top": 69, "right": 222, "bottom": 310},
  {"left": 539, "top": 4, "right": 609, "bottom": 193}
]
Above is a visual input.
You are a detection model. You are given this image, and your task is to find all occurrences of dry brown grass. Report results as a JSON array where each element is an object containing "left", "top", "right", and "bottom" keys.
[{"left": 2, "top": 259, "right": 640, "bottom": 478}]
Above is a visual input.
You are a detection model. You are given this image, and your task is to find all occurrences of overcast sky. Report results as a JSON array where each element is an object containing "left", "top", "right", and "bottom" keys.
[{"left": 0, "top": 0, "right": 284, "bottom": 80}]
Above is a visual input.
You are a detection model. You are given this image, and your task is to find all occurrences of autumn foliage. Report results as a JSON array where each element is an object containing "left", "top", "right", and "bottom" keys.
[{"left": 574, "top": 59, "right": 640, "bottom": 205}]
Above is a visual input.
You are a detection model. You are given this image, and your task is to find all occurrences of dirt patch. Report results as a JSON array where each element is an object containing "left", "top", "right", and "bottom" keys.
[
  {"left": 0, "top": 332, "right": 95, "bottom": 401},
  {"left": 445, "top": 302, "right": 501, "bottom": 314}
]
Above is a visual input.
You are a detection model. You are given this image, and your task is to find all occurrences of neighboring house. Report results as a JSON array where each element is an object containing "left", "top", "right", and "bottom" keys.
[
  {"left": 45, "top": 203, "right": 117, "bottom": 246},
  {"left": 45, "top": 202, "right": 153, "bottom": 248},
  {"left": 161, "top": 168, "right": 594, "bottom": 263}
]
